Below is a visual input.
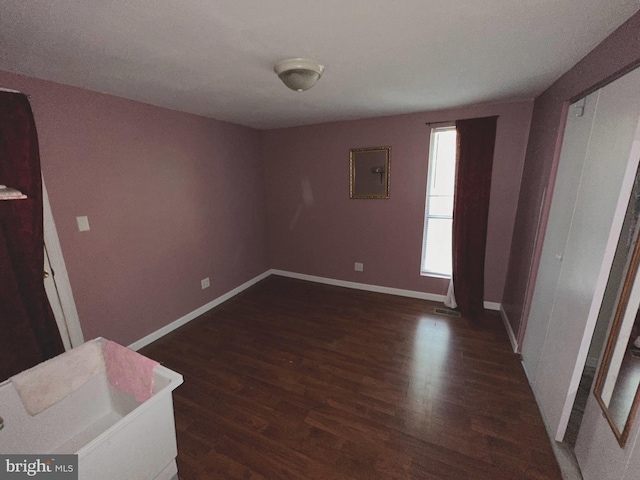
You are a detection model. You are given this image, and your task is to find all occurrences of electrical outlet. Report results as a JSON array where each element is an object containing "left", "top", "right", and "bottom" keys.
[
  {"left": 201, "top": 277, "right": 210, "bottom": 289},
  {"left": 354, "top": 262, "right": 364, "bottom": 272}
]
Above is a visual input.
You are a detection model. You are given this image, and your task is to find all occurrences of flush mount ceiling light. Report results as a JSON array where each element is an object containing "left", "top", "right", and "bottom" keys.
[{"left": 274, "top": 58, "right": 324, "bottom": 92}]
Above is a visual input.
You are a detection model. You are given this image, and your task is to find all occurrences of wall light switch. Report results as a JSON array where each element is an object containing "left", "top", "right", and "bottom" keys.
[
  {"left": 201, "top": 277, "right": 210, "bottom": 289},
  {"left": 354, "top": 262, "right": 364, "bottom": 272},
  {"left": 76, "top": 216, "right": 90, "bottom": 232}
]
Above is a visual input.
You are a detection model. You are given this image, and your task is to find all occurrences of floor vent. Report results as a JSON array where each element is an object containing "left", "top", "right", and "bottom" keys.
[{"left": 434, "top": 307, "right": 461, "bottom": 318}]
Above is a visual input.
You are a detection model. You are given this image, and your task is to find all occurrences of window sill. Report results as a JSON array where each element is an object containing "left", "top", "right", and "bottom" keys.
[{"left": 420, "top": 272, "right": 451, "bottom": 279}]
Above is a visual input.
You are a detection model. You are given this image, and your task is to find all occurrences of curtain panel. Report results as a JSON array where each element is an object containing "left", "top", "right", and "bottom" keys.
[
  {"left": 0, "top": 91, "right": 64, "bottom": 381},
  {"left": 452, "top": 116, "right": 498, "bottom": 319}
]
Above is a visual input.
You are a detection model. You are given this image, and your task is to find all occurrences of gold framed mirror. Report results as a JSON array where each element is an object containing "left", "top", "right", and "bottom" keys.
[
  {"left": 594, "top": 167, "right": 640, "bottom": 447},
  {"left": 349, "top": 146, "right": 390, "bottom": 199}
]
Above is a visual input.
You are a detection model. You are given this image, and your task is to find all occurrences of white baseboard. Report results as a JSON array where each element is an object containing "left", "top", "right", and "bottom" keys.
[
  {"left": 484, "top": 301, "right": 501, "bottom": 311},
  {"left": 271, "top": 269, "right": 446, "bottom": 302},
  {"left": 128, "top": 270, "right": 271, "bottom": 351},
  {"left": 500, "top": 305, "right": 519, "bottom": 353},
  {"left": 270, "top": 269, "right": 501, "bottom": 311},
  {"left": 130, "top": 268, "right": 504, "bottom": 351}
]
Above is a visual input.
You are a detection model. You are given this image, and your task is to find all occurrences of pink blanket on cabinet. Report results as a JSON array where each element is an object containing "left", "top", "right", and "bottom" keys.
[{"left": 103, "top": 340, "right": 159, "bottom": 402}]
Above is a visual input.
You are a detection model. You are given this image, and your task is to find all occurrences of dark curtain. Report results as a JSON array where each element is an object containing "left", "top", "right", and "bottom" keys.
[
  {"left": 0, "top": 91, "right": 64, "bottom": 381},
  {"left": 452, "top": 116, "right": 498, "bottom": 319}
]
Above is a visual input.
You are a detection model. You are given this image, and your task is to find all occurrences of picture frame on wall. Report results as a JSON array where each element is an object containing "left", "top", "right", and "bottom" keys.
[{"left": 349, "top": 146, "right": 390, "bottom": 199}]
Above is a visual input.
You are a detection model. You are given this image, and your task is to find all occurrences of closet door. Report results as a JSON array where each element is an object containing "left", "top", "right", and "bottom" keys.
[
  {"left": 523, "top": 65, "right": 640, "bottom": 442},
  {"left": 522, "top": 92, "right": 598, "bottom": 384},
  {"left": 574, "top": 74, "right": 640, "bottom": 479}
]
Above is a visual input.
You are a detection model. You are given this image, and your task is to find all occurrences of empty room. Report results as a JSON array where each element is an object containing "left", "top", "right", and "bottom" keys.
[{"left": 1, "top": 2, "right": 640, "bottom": 479}]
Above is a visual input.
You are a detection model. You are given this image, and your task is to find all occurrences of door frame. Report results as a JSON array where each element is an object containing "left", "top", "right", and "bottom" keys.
[
  {"left": 515, "top": 102, "right": 571, "bottom": 351},
  {"left": 43, "top": 178, "right": 84, "bottom": 349}
]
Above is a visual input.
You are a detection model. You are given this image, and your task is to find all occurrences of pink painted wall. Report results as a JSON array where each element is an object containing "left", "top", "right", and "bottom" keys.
[
  {"left": 262, "top": 101, "right": 533, "bottom": 303},
  {"left": 503, "top": 11, "right": 640, "bottom": 341},
  {"left": 0, "top": 70, "right": 270, "bottom": 346}
]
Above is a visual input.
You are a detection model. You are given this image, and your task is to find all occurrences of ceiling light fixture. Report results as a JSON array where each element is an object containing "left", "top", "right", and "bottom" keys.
[{"left": 274, "top": 58, "right": 324, "bottom": 92}]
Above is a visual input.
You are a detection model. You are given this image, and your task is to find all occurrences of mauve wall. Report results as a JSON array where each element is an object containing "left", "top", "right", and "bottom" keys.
[
  {"left": 262, "top": 101, "right": 533, "bottom": 303},
  {"left": 0, "top": 70, "right": 270, "bottom": 346},
  {"left": 503, "top": 11, "right": 640, "bottom": 340}
]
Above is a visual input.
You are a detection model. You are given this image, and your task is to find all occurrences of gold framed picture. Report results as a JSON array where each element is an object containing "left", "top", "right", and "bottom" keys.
[{"left": 349, "top": 146, "right": 390, "bottom": 199}]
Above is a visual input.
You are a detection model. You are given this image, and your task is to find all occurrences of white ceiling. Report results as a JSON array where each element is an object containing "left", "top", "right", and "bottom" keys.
[{"left": 0, "top": 1, "right": 638, "bottom": 130}]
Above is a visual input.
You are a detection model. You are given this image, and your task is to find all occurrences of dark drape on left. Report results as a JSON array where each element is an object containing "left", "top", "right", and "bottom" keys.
[
  {"left": 0, "top": 91, "right": 64, "bottom": 381},
  {"left": 452, "top": 116, "right": 498, "bottom": 319}
]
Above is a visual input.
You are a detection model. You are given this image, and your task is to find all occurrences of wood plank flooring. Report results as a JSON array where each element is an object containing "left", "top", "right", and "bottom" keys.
[{"left": 141, "top": 276, "right": 562, "bottom": 480}]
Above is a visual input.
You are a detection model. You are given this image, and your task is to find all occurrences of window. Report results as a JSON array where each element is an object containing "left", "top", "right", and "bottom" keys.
[{"left": 421, "top": 126, "right": 457, "bottom": 277}]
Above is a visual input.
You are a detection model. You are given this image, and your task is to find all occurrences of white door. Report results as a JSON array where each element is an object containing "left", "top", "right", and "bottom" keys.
[
  {"left": 574, "top": 122, "right": 640, "bottom": 480},
  {"left": 522, "top": 93, "right": 599, "bottom": 383},
  {"left": 522, "top": 66, "right": 640, "bottom": 442},
  {"left": 42, "top": 179, "right": 84, "bottom": 350},
  {"left": 44, "top": 243, "right": 71, "bottom": 350}
]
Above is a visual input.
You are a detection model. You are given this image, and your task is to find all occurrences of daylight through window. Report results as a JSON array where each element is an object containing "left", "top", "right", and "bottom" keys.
[{"left": 420, "top": 126, "right": 457, "bottom": 277}]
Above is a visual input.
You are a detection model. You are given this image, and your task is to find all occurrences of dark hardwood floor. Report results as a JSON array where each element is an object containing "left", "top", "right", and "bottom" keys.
[{"left": 141, "top": 276, "right": 562, "bottom": 480}]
